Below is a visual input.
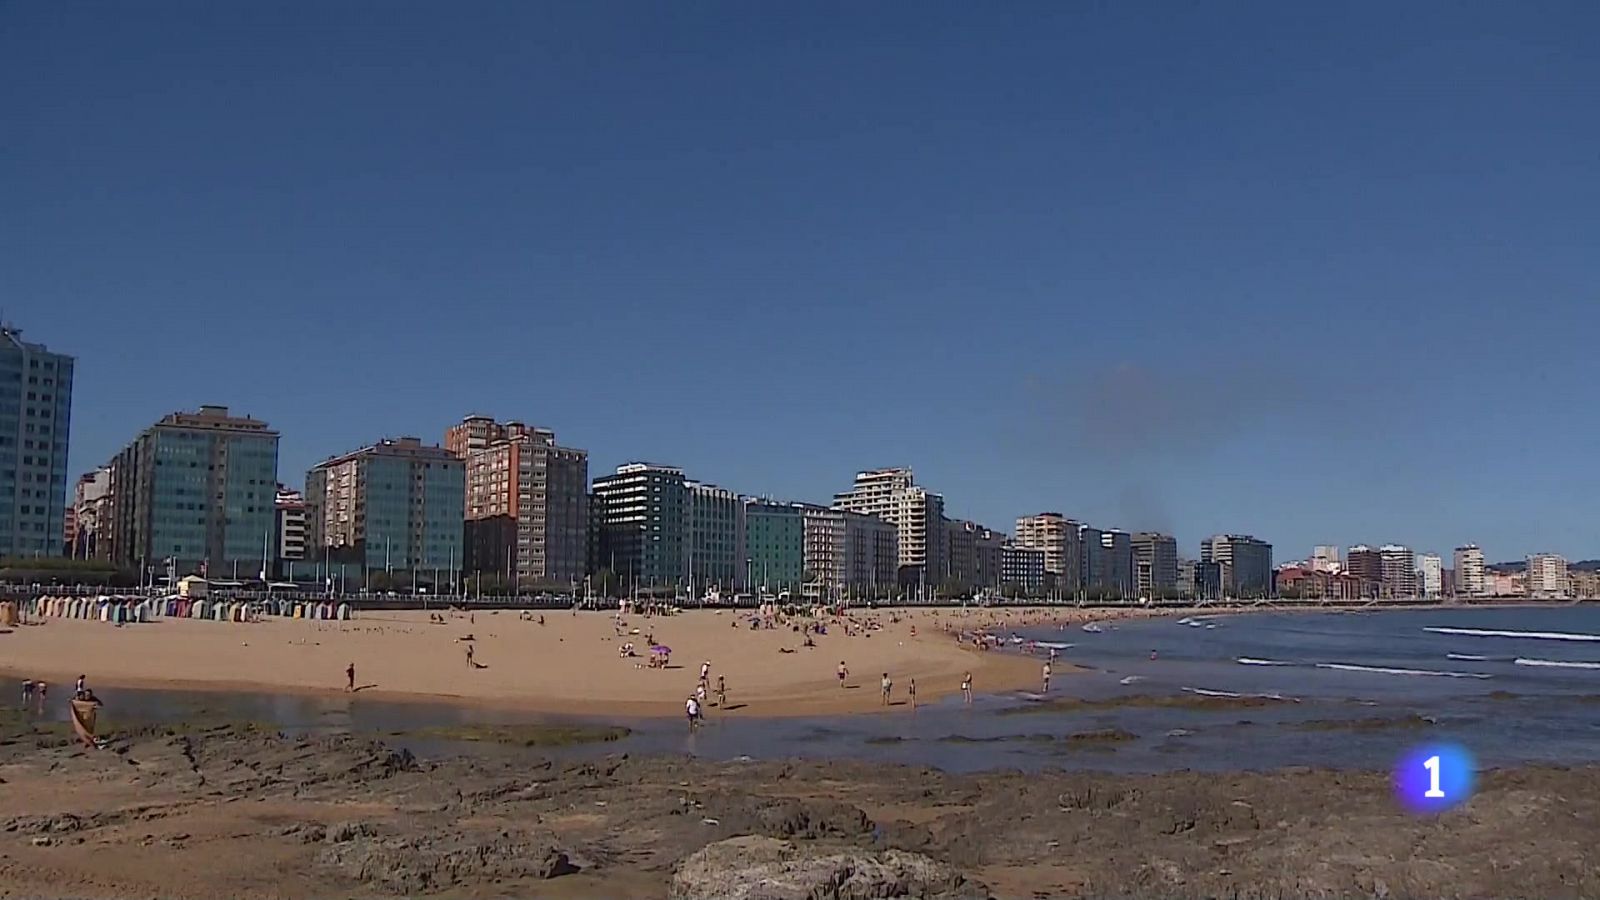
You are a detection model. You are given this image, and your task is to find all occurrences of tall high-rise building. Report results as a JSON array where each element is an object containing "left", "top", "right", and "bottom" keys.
[
  {"left": 1202, "top": 534, "right": 1274, "bottom": 598},
  {"left": 1527, "top": 553, "right": 1569, "bottom": 599},
  {"left": 1078, "top": 523, "right": 1107, "bottom": 593},
  {"left": 1379, "top": 544, "right": 1417, "bottom": 597},
  {"left": 801, "top": 505, "right": 897, "bottom": 595},
  {"left": 1453, "top": 545, "right": 1486, "bottom": 596},
  {"left": 1014, "top": 513, "right": 1083, "bottom": 593},
  {"left": 742, "top": 499, "right": 805, "bottom": 595},
  {"left": 0, "top": 326, "right": 74, "bottom": 557},
  {"left": 1132, "top": 532, "right": 1179, "bottom": 597},
  {"left": 106, "top": 406, "right": 278, "bottom": 575},
  {"left": 456, "top": 418, "right": 588, "bottom": 586},
  {"left": 832, "top": 468, "right": 944, "bottom": 585},
  {"left": 1101, "top": 529, "right": 1133, "bottom": 598},
  {"left": 687, "top": 481, "right": 739, "bottom": 591},
  {"left": 592, "top": 463, "right": 687, "bottom": 588},
  {"left": 1418, "top": 553, "right": 1443, "bottom": 598},
  {"left": 1311, "top": 546, "right": 1341, "bottom": 573},
  {"left": 304, "top": 437, "right": 464, "bottom": 573},
  {"left": 945, "top": 519, "right": 1004, "bottom": 589}
]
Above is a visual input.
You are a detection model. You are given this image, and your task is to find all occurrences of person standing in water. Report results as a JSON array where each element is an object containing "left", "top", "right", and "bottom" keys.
[
  {"left": 21, "top": 679, "right": 33, "bottom": 708},
  {"left": 346, "top": 663, "right": 356, "bottom": 692},
  {"left": 908, "top": 678, "right": 917, "bottom": 709},
  {"left": 685, "top": 694, "right": 701, "bottom": 730},
  {"left": 961, "top": 672, "right": 973, "bottom": 704},
  {"left": 1042, "top": 661, "right": 1052, "bottom": 693}
]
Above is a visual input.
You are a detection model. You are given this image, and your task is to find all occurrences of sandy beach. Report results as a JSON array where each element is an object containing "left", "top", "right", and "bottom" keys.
[{"left": 0, "top": 604, "right": 1206, "bottom": 716}]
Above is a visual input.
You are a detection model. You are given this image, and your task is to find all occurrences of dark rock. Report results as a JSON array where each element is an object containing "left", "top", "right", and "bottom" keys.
[
  {"left": 670, "top": 835, "right": 989, "bottom": 900},
  {"left": 326, "top": 821, "right": 376, "bottom": 843}
]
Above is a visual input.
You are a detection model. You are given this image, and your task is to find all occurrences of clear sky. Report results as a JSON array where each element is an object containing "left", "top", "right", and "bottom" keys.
[{"left": 5, "top": 2, "right": 1597, "bottom": 563}]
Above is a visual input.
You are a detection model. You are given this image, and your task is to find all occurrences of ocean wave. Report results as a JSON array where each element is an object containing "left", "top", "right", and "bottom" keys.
[
  {"left": 1446, "top": 653, "right": 1489, "bottom": 661},
  {"left": 1236, "top": 657, "right": 1297, "bottom": 666},
  {"left": 1119, "top": 675, "right": 1144, "bottom": 685},
  {"left": 1315, "top": 662, "right": 1492, "bottom": 679},
  {"left": 1035, "top": 641, "right": 1074, "bottom": 650},
  {"left": 1424, "top": 626, "right": 1600, "bottom": 642},
  {"left": 1181, "top": 686, "right": 1298, "bottom": 702},
  {"left": 1514, "top": 658, "right": 1600, "bottom": 670}
]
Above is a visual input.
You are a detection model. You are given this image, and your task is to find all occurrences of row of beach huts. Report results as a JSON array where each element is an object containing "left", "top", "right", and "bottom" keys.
[{"left": 9, "top": 595, "right": 354, "bottom": 624}]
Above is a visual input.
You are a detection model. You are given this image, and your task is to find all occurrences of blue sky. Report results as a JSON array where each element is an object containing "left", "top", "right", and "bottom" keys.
[{"left": 5, "top": 2, "right": 1597, "bottom": 562}]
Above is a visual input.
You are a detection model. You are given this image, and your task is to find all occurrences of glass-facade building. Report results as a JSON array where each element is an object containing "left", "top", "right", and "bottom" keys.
[
  {"left": 0, "top": 327, "right": 73, "bottom": 558},
  {"left": 304, "top": 438, "right": 464, "bottom": 573},
  {"left": 743, "top": 500, "right": 804, "bottom": 594},
  {"left": 107, "top": 406, "right": 278, "bottom": 574}
]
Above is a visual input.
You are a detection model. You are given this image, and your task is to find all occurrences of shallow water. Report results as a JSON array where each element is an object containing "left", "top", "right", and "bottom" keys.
[{"left": 13, "top": 607, "right": 1600, "bottom": 773}]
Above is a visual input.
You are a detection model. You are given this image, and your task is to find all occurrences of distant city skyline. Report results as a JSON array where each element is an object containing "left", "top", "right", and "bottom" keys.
[{"left": 9, "top": 3, "right": 1597, "bottom": 560}]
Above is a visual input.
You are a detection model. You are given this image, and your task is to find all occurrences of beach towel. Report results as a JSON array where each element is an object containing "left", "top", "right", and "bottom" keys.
[{"left": 69, "top": 699, "right": 100, "bottom": 747}]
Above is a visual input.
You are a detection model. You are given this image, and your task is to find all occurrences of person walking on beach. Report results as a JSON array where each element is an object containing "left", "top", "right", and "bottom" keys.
[
  {"left": 908, "top": 678, "right": 917, "bottom": 709},
  {"left": 716, "top": 675, "right": 727, "bottom": 708},
  {"left": 695, "top": 681, "right": 708, "bottom": 712},
  {"left": 685, "top": 695, "right": 701, "bottom": 730},
  {"left": 1042, "top": 661, "right": 1052, "bottom": 693},
  {"left": 466, "top": 643, "right": 475, "bottom": 668},
  {"left": 961, "top": 672, "right": 973, "bottom": 704},
  {"left": 837, "top": 661, "right": 849, "bottom": 688},
  {"left": 346, "top": 663, "right": 356, "bottom": 692},
  {"left": 699, "top": 660, "right": 711, "bottom": 688},
  {"left": 880, "top": 672, "right": 892, "bottom": 705}
]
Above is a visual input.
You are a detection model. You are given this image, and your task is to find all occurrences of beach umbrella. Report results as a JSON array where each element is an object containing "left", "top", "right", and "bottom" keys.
[{"left": 650, "top": 645, "right": 671, "bottom": 654}]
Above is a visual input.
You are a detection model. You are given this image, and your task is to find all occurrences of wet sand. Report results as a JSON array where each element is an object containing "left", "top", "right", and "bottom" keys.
[
  {"left": 1, "top": 715, "right": 1595, "bottom": 899},
  {"left": 0, "top": 605, "right": 1190, "bottom": 717}
]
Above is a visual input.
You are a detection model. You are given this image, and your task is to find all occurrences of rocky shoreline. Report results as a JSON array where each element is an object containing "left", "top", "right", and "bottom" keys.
[{"left": 2, "top": 714, "right": 1597, "bottom": 899}]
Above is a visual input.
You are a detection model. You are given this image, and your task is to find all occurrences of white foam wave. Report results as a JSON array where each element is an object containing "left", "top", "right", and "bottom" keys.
[
  {"left": 1315, "top": 662, "right": 1491, "bottom": 679},
  {"left": 1425, "top": 626, "right": 1600, "bottom": 642},
  {"left": 1236, "top": 657, "right": 1297, "bottom": 666},
  {"left": 1181, "top": 686, "right": 1299, "bottom": 702},
  {"left": 1035, "top": 641, "right": 1074, "bottom": 650},
  {"left": 1446, "top": 653, "right": 1488, "bottom": 661},
  {"left": 1514, "top": 658, "right": 1600, "bottom": 670}
]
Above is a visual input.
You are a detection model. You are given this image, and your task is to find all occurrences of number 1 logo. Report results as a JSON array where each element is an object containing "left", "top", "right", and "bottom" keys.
[{"left": 1423, "top": 754, "right": 1445, "bottom": 798}]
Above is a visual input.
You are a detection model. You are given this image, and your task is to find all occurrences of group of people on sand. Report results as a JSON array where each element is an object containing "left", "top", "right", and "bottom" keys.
[{"left": 685, "top": 659, "right": 728, "bottom": 730}]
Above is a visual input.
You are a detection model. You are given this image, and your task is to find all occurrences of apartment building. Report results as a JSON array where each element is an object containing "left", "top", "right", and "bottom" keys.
[
  {"left": 832, "top": 468, "right": 944, "bottom": 585},
  {"left": 454, "top": 418, "right": 588, "bottom": 586}
]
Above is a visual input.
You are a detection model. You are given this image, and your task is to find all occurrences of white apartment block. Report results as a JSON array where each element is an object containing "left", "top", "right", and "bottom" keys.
[
  {"left": 1453, "top": 544, "right": 1486, "bottom": 596},
  {"left": 832, "top": 468, "right": 944, "bottom": 583},
  {"left": 1015, "top": 512, "right": 1083, "bottom": 592},
  {"left": 1527, "top": 553, "right": 1568, "bottom": 599},
  {"left": 1418, "top": 553, "right": 1442, "bottom": 597},
  {"left": 1311, "top": 545, "right": 1340, "bottom": 573}
]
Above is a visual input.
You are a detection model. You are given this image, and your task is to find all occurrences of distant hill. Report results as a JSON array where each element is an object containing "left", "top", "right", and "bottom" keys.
[{"left": 1486, "top": 559, "right": 1600, "bottom": 574}]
